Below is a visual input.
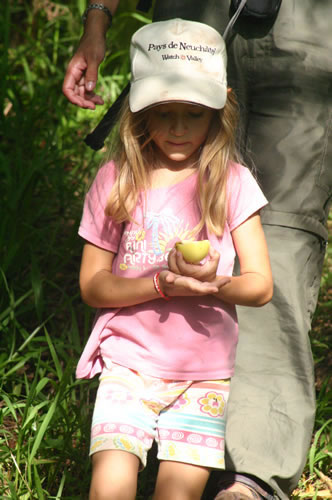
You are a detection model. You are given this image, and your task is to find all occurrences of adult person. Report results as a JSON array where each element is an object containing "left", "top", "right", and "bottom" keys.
[{"left": 63, "top": 1, "right": 332, "bottom": 499}]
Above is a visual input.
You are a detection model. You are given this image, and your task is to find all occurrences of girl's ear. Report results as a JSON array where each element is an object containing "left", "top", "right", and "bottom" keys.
[{"left": 227, "top": 87, "right": 232, "bottom": 94}]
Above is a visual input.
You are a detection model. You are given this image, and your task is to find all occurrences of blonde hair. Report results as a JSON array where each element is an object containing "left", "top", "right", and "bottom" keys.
[{"left": 105, "top": 92, "right": 241, "bottom": 236}]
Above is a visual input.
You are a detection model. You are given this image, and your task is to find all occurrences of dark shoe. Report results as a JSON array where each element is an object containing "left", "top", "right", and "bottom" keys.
[
  {"left": 214, "top": 473, "right": 275, "bottom": 500},
  {"left": 215, "top": 490, "right": 255, "bottom": 500},
  {"left": 215, "top": 486, "right": 260, "bottom": 500}
]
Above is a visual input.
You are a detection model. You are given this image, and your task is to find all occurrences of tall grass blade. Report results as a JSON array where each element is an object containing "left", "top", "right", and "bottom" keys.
[
  {"left": 34, "top": 464, "right": 45, "bottom": 500},
  {"left": 29, "top": 390, "right": 61, "bottom": 465},
  {"left": 44, "top": 327, "right": 63, "bottom": 379},
  {"left": 308, "top": 419, "right": 332, "bottom": 475}
]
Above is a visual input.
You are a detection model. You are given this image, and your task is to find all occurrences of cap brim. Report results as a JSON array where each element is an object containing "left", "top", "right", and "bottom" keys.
[{"left": 129, "top": 74, "right": 227, "bottom": 112}]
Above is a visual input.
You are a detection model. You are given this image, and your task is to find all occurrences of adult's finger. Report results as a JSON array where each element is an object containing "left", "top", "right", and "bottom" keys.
[
  {"left": 63, "top": 65, "right": 103, "bottom": 109},
  {"left": 84, "top": 58, "right": 100, "bottom": 92},
  {"left": 62, "top": 58, "right": 89, "bottom": 106}
]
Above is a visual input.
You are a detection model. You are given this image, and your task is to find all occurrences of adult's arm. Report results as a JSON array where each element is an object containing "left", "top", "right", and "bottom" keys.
[{"left": 62, "top": 0, "right": 119, "bottom": 108}]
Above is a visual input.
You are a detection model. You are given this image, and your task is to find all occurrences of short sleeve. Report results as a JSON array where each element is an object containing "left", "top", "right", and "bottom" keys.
[
  {"left": 78, "top": 162, "right": 123, "bottom": 253},
  {"left": 227, "top": 163, "right": 268, "bottom": 232}
]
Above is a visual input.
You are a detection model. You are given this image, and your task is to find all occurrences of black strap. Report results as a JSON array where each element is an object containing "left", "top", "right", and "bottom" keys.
[
  {"left": 223, "top": 0, "right": 247, "bottom": 42},
  {"left": 84, "top": 83, "right": 130, "bottom": 150},
  {"left": 231, "top": 0, "right": 282, "bottom": 18},
  {"left": 136, "top": 0, "right": 153, "bottom": 12}
]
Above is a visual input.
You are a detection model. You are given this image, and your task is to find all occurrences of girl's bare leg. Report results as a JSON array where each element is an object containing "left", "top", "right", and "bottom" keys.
[
  {"left": 89, "top": 449, "right": 140, "bottom": 500},
  {"left": 153, "top": 461, "right": 210, "bottom": 500}
]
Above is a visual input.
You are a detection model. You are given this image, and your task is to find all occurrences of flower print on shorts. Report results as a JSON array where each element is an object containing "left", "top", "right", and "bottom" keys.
[
  {"left": 141, "top": 399, "right": 165, "bottom": 414},
  {"left": 171, "top": 392, "right": 190, "bottom": 411},
  {"left": 114, "top": 435, "right": 136, "bottom": 452},
  {"left": 198, "top": 391, "right": 225, "bottom": 417}
]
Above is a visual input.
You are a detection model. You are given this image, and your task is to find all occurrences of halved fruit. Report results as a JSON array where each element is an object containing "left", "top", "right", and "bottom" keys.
[{"left": 175, "top": 240, "right": 210, "bottom": 264}]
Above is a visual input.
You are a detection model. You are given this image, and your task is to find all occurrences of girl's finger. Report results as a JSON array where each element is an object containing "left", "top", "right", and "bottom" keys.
[
  {"left": 208, "top": 246, "right": 220, "bottom": 261},
  {"left": 167, "top": 248, "right": 180, "bottom": 274}
]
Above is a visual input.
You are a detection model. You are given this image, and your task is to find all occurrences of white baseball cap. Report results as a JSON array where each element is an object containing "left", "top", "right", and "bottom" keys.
[{"left": 129, "top": 19, "right": 228, "bottom": 112}]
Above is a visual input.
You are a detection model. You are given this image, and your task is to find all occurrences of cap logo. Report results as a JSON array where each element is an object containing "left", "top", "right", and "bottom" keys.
[{"left": 148, "top": 41, "right": 217, "bottom": 63}]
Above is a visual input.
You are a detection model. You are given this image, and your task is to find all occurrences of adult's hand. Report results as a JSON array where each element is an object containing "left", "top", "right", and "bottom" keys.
[
  {"left": 62, "top": 32, "right": 106, "bottom": 109},
  {"left": 63, "top": 1, "right": 119, "bottom": 109}
]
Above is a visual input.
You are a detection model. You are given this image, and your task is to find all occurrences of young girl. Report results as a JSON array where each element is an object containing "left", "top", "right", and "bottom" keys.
[{"left": 77, "top": 19, "right": 273, "bottom": 500}]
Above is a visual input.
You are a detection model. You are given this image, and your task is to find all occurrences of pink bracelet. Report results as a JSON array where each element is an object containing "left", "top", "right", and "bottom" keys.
[{"left": 153, "top": 272, "right": 170, "bottom": 301}]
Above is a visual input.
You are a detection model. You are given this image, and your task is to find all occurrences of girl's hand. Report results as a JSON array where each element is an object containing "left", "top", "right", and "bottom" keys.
[
  {"left": 159, "top": 270, "right": 230, "bottom": 298},
  {"left": 168, "top": 245, "right": 220, "bottom": 283}
]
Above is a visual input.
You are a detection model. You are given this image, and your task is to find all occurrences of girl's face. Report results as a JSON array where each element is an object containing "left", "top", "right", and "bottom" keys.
[{"left": 147, "top": 102, "right": 214, "bottom": 168}]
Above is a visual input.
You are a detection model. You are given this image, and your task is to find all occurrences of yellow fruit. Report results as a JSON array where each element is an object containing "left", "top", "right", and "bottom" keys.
[{"left": 175, "top": 240, "right": 210, "bottom": 264}]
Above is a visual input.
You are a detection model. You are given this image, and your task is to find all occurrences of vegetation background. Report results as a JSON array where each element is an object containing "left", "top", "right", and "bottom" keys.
[{"left": 0, "top": 0, "right": 331, "bottom": 498}]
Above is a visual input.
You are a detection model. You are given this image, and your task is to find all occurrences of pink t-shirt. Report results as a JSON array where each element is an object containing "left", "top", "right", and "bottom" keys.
[{"left": 76, "top": 161, "right": 267, "bottom": 380}]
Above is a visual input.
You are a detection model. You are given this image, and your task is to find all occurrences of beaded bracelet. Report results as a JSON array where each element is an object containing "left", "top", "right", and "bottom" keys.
[
  {"left": 82, "top": 3, "right": 113, "bottom": 26},
  {"left": 153, "top": 272, "right": 170, "bottom": 301}
]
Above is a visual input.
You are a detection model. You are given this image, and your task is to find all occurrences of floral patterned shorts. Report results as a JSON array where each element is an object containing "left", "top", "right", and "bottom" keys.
[{"left": 90, "top": 363, "right": 230, "bottom": 470}]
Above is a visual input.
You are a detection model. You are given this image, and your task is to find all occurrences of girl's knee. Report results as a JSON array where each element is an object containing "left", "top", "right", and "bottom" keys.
[
  {"left": 89, "top": 450, "right": 139, "bottom": 500},
  {"left": 153, "top": 461, "right": 210, "bottom": 500}
]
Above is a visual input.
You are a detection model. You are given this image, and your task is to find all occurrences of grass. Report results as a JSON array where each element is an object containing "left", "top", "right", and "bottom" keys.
[{"left": 0, "top": 1, "right": 331, "bottom": 498}]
